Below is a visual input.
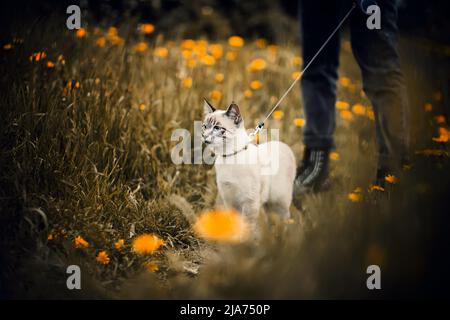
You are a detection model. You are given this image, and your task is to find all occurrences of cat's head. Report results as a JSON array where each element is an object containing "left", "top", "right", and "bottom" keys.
[{"left": 201, "top": 99, "right": 244, "bottom": 146}]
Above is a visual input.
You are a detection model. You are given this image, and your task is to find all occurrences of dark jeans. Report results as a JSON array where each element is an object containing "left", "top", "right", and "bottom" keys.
[{"left": 299, "top": 0, "right": 409, "bottom": 168}]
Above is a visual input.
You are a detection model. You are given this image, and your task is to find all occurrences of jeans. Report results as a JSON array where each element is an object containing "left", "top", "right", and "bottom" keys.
[{"left": 299, "top": 0, "right": 410, "bottom": 168}]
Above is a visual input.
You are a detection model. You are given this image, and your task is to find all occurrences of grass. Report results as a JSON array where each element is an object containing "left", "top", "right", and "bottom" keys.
[{"left": 0, "top": 18, "right": 449, "bottom": 299}]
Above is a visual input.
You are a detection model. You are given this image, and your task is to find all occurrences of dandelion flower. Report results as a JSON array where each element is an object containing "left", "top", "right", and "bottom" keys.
[
  {"left": 115, "top": 239, "right": 124, "bottom": 249},
  {"left": 335, "top": 101, "right": 350, "bottom": 110},
  {"left": 187, "top": 59, "right": 197, "bottom": 69},
  {"left": 244, "top": 89, "right": 253, "bottom": 99},
  {"left": 291, "top": 71, "right": 301, "bottom": 80},
  {"left": 250, "top": 80, "right": 262, "bottom": 90},
  {"left": 226, "top": 51, "right": 237, "bottom": 61},
  {"left": 182, "top": 49, "right": 192, "bottom": 60},
  {"left": 348, "top": 192, "right": 361, "bottom": 202},
  {"left": 294, "top": 118, "right": 305, "bottom": 127},
  {"left": 200, "top": 54, "right": 215, "bottom": 66},
  {"left": 140, "top": 23, "right": 155, "bottom": 35},
  {"left": 352, "top": 103, "right": 366, "bottom": 115},
  {"left": 139, "top": 103, "right": 146, "bottom": 111},
  {"left": 194, "top": 208, "right": 248, "bottom": 243},
  {"left": 292, "top": 56, "right": 302, "bottom": 66},
  {"left": 370, "top": 185, "right": 385, "bottom": 192},
  {"left": 46, "top": 61, "right": 55, "bottom": 69},
  {"left": 96, "top": 251, "right": 110, "bottom": 265},
  {"left": 181, "top": 39, "right": 195, "bottom": 50},
  {"left": 47, "top": 234, "right": 54, "bottom": 241},
  {"left": 107, "top": 27, "right": 118, "bottom": 37},
  {"left": 210, "top": 90, "right": 222, "bottom": 101},
  {"left": 340, "top": 110, "right": 353, "bottom": 121},
  {"left": 214, "top": 73, "right": 224, "bottom": 83},
  {"left": 96, "top": 37, "right": 106, "bottom": 47},
  {"left": 228, "top": 36, "right": 244, "bottom": 47},
  {"left": 385, "top": 174, "right": 397, "bottom": 184},
  {"left": 209, "top": 44, "right": 223, "bottom": 59},
  {"left": 181, "top": 77, "right": 193, "bottom": 88},
  {"left": 329, "top": 152, "right": 340, "bottom": 161},
  {"left": 74, "top": 235, "right": 89, "bottom": 248},
  {"left": 272, "top": 110, "right": 284, "bottom": 120},
  {"left": 154, "top": 47, "right": 168, "bottom": 58},
  {"left": 132, "top": 234, "right": 165, "bottom": 254},
  {"left": 3, "top": 43, "right": 12, "bottom": 50},
  {"left": 248, "top": 58, "right": 267, "bottom": 72},
  {"left": 133, "top": 41, "right": 147, "bottom": 52},
  {"left": 75, "top": 27, "right": 87, "bottom": 38},
  {"left": 109, "top": 35, "right": 124, "bottom": 46},
  {"left": 423, "top": 102, "right": 433, "bottom": 112},
  {"left": 144, "top": 261, "right": 159, "bottom": 272},
  {"left": 339, "top": 76, "right": 351, "bottom": 87}
]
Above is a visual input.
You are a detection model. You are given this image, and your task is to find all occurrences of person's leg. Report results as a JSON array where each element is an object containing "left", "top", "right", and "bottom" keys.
[
  {"left": 350, "top": 0, "right": 410, "bottom": 181},
  {"left": 294, "top": 0, "right": 347, "bottom": 194}
]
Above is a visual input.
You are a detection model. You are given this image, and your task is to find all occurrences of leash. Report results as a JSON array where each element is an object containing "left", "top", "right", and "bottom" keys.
[{"left": 249, "top": 2, "right": 357, "bottom": 140}]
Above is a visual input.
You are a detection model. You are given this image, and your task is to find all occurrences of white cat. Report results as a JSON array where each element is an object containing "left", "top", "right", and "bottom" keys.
[{"left": 201, "top": 99, "right": 296, "bottom": 224}]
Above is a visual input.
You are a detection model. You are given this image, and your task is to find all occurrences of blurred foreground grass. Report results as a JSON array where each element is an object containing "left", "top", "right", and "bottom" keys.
[{"left": 0, "top": 20, "right": 449, "bottom": 299}]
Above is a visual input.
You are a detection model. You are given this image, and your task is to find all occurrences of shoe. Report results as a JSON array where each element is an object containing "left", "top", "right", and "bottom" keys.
[{"left": 293, "top": 148, "right": 330, "bottom": 196}]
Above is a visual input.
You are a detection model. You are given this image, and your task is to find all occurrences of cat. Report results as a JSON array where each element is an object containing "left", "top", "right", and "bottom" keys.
[{"left": 201, "top": 99, "right": 296, "bottom": 227}]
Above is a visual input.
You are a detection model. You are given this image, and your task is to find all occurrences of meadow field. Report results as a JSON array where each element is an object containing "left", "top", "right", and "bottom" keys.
[{"left": 0, "top": 18, "right": 449, "bottom": 299}]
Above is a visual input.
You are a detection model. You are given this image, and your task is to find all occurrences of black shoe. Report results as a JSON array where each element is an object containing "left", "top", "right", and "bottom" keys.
[{"left": 293, "top": 148, "right": 330, "bottom": 196}]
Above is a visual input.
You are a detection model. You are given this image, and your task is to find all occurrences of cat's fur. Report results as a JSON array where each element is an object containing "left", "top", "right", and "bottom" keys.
[{"left": 201, "top": 99, "right": 296, "bottom": 225}]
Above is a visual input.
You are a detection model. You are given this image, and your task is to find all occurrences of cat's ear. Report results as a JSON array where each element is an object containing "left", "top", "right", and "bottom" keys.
[
  {"left": 225, "top": 102, "right": 242, "bottom": 125},
  {"left": 203, "top": 98, "right": 216, "bottom": 115}
]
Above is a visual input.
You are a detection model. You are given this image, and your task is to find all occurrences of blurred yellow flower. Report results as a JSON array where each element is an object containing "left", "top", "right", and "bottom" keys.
[
  {"left": 132, "top": 234, "right": 165, "bottom": 254},
  {"left": 139, "top": 103, "right": 146, "bottom": 111},
  {"left": 432, "top": 127, "right": 449, "bottom": 143},
  {"left": 181, "top": 39, "right": 195, "bottom": 50},
  {"left": 294, "top": 118, "right": 305, "bottom": 127},
  {"left": 209, "top": 44, "right": 223, "bottom": 59},
  {"left": 107, "top": 27, "right": 118, "bottom": 37},
  {"left": 181, "top": 77, "right": 193, "bottom": 88},
  {"left": 340, "top": 110, "right": 353, "bottom": 121},
  {"left": 435, "top": 115, "right": 446, "bottom": 124},
  {"left": 109, "top": 35, "right": 124, "bottom": 46},
  {"left": 210, "top": 90, "right": 222, "bottom": 101},
  {"left": 154, "top": 47, "right": 168, "bottom": 57},
  {"left": 133, "top": 41, "right": 148, "bottom": 52},
  {"left": 47, "top": 234, "right": 54, "bottom": 241},
  {"left": 348, "top": 192, "right": 361, "bottom": 202},
  {"left": 291, "top": 71, "right": 301, "bottom": 80},
  {"left": 46, "top": 61, "right": 55, "bottom": 69},
  {"left": 255, "top": 38, "right": 267, "bottom": 48},
  {"left": 76, "top": 27, "right": 87, "bottom": 38},
  {"left": 329, "top": 151, "right": 340, "bottom": 161},
  {"left": 140, "top": 23, "right": 155, "bottom": 34},
  {"left": 187, "top": 59, "right": 197, "bottom": 69},
  {"left": 273, "top": 110, "right": 284, "bottom": 120},
  {"left": 250, "top": 80, "right": 262, "bottom": 90},
  {"left": 144, "top": 261, "right": 159, "bottom": 272},
  {"left": 96, "top": 37, "right": 106, "bottom": 47},
  {"left": 194, "top": 208, "right": 248, "bottom": 243},
  {"left": 3, "top": 43, "right": 12, "bottom": 50},
  {"left": 228, "top": 36, "right": 244, "bottom": 47},
  {"left": 248, "top": 58, "right": 267, "bottom": 72},
  {"left": 370, "top": 185, "right": 385, "bottom": 192},
  {"left": 226, "top": 51, "right": 237, "bottom": 61},
  {"left": 339, "top": 77, "right": 351, "bottom": 87},
  {"left": 74, "top": 235, "right": 89, "bottom": 248},
  {"left": 423, "top": 102, "right": 433, "bottom": 112},
  {"left": 335, "top": 100, "right": 350, "bottom": 110},
  {"left": 352, "top": 103, "right": 366, "bottom": 115},
  {"left": 182, "top": 49, "right": 192, "bottom": 60},
  {"left": 200, "top": 54, "right": 215, "bottom": 65},
  {"left": 96, "top": 251, "right": 110, "bottom": 265},
  {"left": 214, "top": 73, "right": 224, "bottom": 83},
  {"left": 293, "top": 56, "right": 302, "bottom": 66},
  {"left": 244, "top": 89, "right": 253, "bottom": 98},
  {"left": 115, "top": 239, "right": 124, "bottom": 249},
  {"left": 367, "top": 109, "right": 375, "bottom": 121},
  {"left": 385, "top": 174, "right": 397, "bottom": 184}
]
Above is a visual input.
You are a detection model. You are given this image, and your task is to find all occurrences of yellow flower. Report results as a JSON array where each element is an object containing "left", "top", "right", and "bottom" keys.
[
  {"left": 182, "top": 50, "right": 192, "bottom": 60},
  {"left": 75, "top": 27, "right": 87, "bottom": 38},
  {"left": 272, "top": 110, "right": 284, "bottom": 120},
  {"left": 96, "top": 37, "right": 106, "bottom": 47},
  {"left": 214, "top": 73, "right": 224, "bottom": 83},
  {"left": 250, "top": 80, "right": 262, "bottom": 90},
  {"left": 3, "top": 43, "right": 12, "bottom": 50},
  {"left": 340, "top": 110, "right": 353, "bottom": 121},
  {"left": 140, "top": 23, "right": 155, "bottom": 34},
  {"left": 47, "top": 234, "right": 54, "bottom": 241},
  {"left": 292, "top": 56, "right": 302, "bottom": 66},
  {"left": 339, "top": 77, "right": 351, "bottom": 87},
  {"left": 385, "top": 174, "right": 397, "bottom": 184},
  {"left": 115, "top": 239, "right": 125, "bottom": 249},
  {"left": 181, "top": 39, "right": 195, "bottom": 50},
  {"left": 209, "top": 44, "right": 223, "bottom": 59},
  {"left": 109, "top": 35, "right": 124, "bottom": 46},
  {"left": 352, "top": 103, "right": 366, "bottom": 115},
  {"left": 423, "top": 102, "right": 433, "bottom": 112},
  {"left": 255, "top": 38, "right": 267, "bottom": 48},
  {"left": 132, "top": 234, "right": 165, "bottom": 254},
  {"left": 187, "top": 59, "right": 197, "bottom": 69},
  {"left": 200, "top": 54, "right": 215, "bottom": 65},
  {"left": 294, "top": 118, "right": 305, "bottom": 127},
  {"left": 194, "top": 208, "right": 248, "bottom": 243},
  {"left": 96, "top": 251, "right": 110, "bottom": 265},
  {"left": 244, "top": 89, "right": 253, "bottom": 99},
  {"left": 335, "top": 100, "right": 350, "bottom": 110},
  {"left": 367, "top": 109, "right": 375, "bottom": 121},
  {"left": 370, "top": 185, "right": 385, "bottom": 192},
  {"left": 226, "top": 51, "right": 237, "bottom": 61},
  {"left": 181, "top": 77, "right": 193, "bottom": 88},
  {"left": 248, "top": 58, "right": 267, "bottom": 72},
  {"left": 210, "top": 90, "right": 222, "bottom": 101},
  {"left": 432, "top": 127, "right": 449, "bottom": 143},
  {"left": 107, "top": 27, "right": 118, "bottom": 37},
  {"left": 435, "top": 115, "right": 446, "bottom": 125},
  {"left": 291, "top": 71, "right": 301, "bottom": 80},
  {"left": 329, "top": 151, "right": 340, "bottom": 161},
  {"left": 348, "top": 192, "right": 361, "bottom": 202},
  {"left": 144, "top": 261, "right": 159, "bottom": 272},
  {"left": 139, "top": 103, "right": 146, "bottom": 111},
  {"left": 228, "top": 36, "right": 244, "bottom": 47},
  {"left": 133, "top": 41, "right": 148, "bottom": 52},
  {"left": 74, "top": 235, "right": 89, "bottom": 248},
  {"left": 46, "top": 61, "right": 55, "bottom": 69},
  {"left": 154, "top": 47, "right": 168, "bottom": 57}
]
